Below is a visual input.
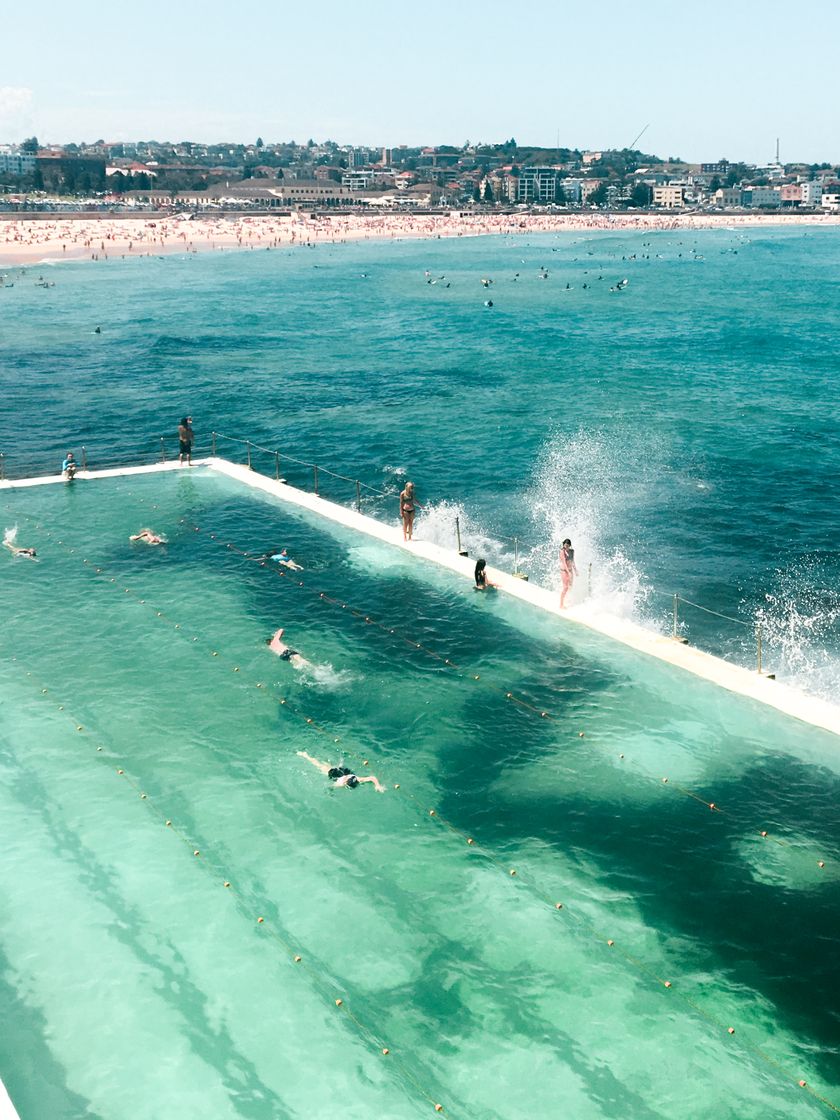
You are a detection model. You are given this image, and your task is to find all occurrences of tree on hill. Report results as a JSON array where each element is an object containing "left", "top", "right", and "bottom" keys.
[{"left": 21, "top": 136, "right": 39, "bottom": 153}]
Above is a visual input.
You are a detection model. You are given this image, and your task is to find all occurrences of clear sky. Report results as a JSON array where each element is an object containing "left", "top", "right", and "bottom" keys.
[{"left": 2, "top": 0, "right": 837, "bottom": 164}]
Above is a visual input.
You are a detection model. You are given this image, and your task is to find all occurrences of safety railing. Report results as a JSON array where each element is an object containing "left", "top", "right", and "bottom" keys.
[
  {"left": 209, "top": 430, "right": 392, "bottom": 516},
  {"left": 1, "top": 430, "right": 776, "bottom": 678},
  {"left": 666, "top": 592, "right": 770, "bottom": 676}
]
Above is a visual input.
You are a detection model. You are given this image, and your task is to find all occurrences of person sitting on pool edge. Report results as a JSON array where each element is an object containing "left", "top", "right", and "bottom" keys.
[
  {"left": 297, "top": 751, "right": 385, "bottom": 792},
  {"left": 474, "top": 558, "right": 496, "bottom": 590},
  {"left": 62, "top": 452, "right": 77, "bottom": 480},
  {"left": 266, "top": 627, "right": 310, "bottom": 668}
]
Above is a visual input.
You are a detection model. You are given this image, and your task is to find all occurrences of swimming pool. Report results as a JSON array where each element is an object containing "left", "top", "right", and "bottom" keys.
[{"left": 1, "top": 468, "right": 839, "bottom": 1119}]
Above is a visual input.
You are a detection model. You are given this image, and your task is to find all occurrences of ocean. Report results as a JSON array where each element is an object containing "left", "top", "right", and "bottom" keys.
[{"left": 1, "top": 226, "right": 840, "bottom": 1119}]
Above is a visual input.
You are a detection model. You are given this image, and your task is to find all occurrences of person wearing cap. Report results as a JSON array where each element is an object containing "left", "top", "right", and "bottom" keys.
[{"left": 296, "top": 751, "right": 385, "bottom": 792}]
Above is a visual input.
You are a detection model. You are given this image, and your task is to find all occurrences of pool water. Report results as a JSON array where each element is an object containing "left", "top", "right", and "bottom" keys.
[{"left": 1, "top": 468, "right": 839, "bottom": 1119}]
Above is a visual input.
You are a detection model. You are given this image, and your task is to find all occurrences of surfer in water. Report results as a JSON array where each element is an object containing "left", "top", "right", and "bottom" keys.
[{"left": 296, "top": 751, "right": 386, "bottom": 792}]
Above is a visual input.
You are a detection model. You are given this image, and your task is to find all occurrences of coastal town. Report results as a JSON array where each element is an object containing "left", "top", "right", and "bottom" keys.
[{"left": 1, "top": 136, "right": 839, "bottom": 213}]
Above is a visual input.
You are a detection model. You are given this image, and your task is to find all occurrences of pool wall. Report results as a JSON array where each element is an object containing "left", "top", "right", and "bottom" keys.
[{"left": 5, "top": 457, "right": 840, "bottom": 739}]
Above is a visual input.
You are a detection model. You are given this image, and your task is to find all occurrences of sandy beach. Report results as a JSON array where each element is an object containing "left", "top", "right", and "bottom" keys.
[{"left": 1, "top": 209, "right": 839, "bottom": 267}]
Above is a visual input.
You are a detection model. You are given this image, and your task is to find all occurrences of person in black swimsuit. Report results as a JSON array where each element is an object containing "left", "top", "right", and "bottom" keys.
[
  {"left": 399, "top": 481, "right": 423, "bottom": 541},
  {"left": 474, "top": 558, "right": 496, "bottom": 590},
  {"left": 297, "top": 751, "right": 386, "bottom": 792}
]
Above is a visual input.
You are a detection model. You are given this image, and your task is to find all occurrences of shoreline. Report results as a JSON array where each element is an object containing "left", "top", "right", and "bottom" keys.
[{"left": 1, "top": 210, "right": 839, "bottom": 267}]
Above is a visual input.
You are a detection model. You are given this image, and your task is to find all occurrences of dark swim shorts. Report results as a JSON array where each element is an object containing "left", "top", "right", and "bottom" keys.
[
  {"left": 279, "top": 648, "right": 299, "bottom": 661},
  {"left": 179, "top": 440, "right": 192, "bottom": 455},
  {"left": 328, "top": 767, "right": 359, "bottom": 788}
]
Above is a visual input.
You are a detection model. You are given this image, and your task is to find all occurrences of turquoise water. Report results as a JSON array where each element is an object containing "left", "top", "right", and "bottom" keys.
[
  {"left": 1, "top": 470, "right": 840, "bottom": 1119},
  {"left": 3, "top": 226, "right": 840, "bottom": 696},
  {"left": 2, "top": 229, "right": 840, "bottom": 1117}
]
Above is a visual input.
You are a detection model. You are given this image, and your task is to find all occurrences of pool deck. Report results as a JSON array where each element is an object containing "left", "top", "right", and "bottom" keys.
[{"left": 5, "top": 457, "right": 840, "bottom": 740}]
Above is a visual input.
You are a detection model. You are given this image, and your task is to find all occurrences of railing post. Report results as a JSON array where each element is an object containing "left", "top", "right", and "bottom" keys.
[
  {"left": 0, "top": 453, "right": 4, "bottom": 480},
  {"left": 275, "top": 451, "right": 280, "bottom": 480},
  {"left": 756, "top": 623, "right": 762, "bottom": 674},
  {"left": 356, "top": 479, "right": 361, "bottom": 512},
  {"left": 246, "top": 441, "right": 252, "bottom": 469},
  {"left": 160, "top": 437, "right": 166, "bottom": 463},
  {"left": 672, "top": 594, "right": 679, "bottom": 640},
  {"left": 81, "top": 445, "right": 88, "bottom": 471},
  {"left": 513, "top": 536, "right": 519, "bottom": 574},
  {"left": 588, "top": 562, "right": 592, "bottom": 597},
  {"left": 313, "top": 464, "right": 319, "bottom": 495},
  {"left": 211, "top": 431, "right": 217, "bottom": 456}
]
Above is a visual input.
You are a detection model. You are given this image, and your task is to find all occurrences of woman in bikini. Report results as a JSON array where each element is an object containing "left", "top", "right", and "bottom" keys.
[{"left": 400, "top": 481, "right": 423, "bottom": 541}]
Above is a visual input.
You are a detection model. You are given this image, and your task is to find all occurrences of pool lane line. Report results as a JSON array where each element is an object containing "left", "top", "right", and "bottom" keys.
[
  {"left": 5, "top": 655, "right": 839, "bottom": 1119},
  {"left": 11, "top": 502, "right": 835, "bottom": 895},
  {"left": 4, "top": 538, "right": 838, "bottom": 1113},
  {"left": 9, "top": 494, "right": 824, "bottom": 861},
  {"left": 3, "top": 658, "right": 459, "bottom": 1120},
  {"left": 21, "top": 499, "right": 817, "bottom": 866},
  {"left": 175, "top": 509, "right": 821, "bottom": 861}
]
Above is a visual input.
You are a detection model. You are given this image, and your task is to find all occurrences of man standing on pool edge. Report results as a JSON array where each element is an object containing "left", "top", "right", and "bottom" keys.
[{"left": 178, "top": 416, "right": 194, "bottom": 465}]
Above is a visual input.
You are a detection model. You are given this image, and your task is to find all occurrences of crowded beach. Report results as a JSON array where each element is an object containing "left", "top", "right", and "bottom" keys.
[{"left": 1, "top": 209, "right": 839, "bottom": 267}]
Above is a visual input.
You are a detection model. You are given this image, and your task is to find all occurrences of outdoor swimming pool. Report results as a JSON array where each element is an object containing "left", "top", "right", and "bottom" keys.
[{"left": 1, "top": 467, "right": 839, "bottom": 1120}]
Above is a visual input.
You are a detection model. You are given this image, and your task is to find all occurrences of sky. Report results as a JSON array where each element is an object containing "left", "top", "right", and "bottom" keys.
[{"left": 2, "top": 0, "right": 838, "bottom": 165}]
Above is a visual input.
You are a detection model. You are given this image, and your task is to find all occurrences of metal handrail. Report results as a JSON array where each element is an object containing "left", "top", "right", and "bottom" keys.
[{"left": 0, "top": 430, "right": 776, "bottom": 676}]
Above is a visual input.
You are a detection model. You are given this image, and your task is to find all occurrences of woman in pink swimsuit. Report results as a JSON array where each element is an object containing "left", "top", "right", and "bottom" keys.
[{"left": 559, "top": 538, "right": 578, "bottom": 608}]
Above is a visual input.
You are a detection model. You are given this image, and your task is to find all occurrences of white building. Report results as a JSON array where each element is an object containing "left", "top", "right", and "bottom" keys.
[
  {"left": 800, "top": 180, "right": 823, "bottom": 206},
  {"left": 652, "top": 184, "right": 686, "bottom": 208}
]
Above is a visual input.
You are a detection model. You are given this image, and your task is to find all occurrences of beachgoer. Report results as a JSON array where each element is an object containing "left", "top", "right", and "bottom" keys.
[
  {"left": 178, "top": 416, "right": 194, "bottom": 465},
  {"left": 130, "top": 528, "right": 166, "bottom": 545},
  {"left": 474, "top": 558, "right": 495, "bottom": 590},
  {"left": 400, "top": 481, "right": 423, "bottom": 541},
  {"left": 265, "top": 548, "right": 303, "bottom": 571},
  {"left": 3, "top": 527, "right": 36, "bottom": 559},
  {"left": 296, "top": 750, "right": 385, "bottom": 792},
  {"left": 559, "top": 538, "right": 578, "bottom": 608},
  {"left": 62, "top": 452, "right": 77, "bottom": 480},
  {"left": 267, "top": 627, "right": 310, "bottom": 668}
]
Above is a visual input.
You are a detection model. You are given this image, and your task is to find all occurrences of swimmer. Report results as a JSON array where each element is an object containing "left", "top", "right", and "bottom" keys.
[
  {"left": 130, "top": 528, "right": 166, "bottom": 545},
  {"left": 484, "top": 299, "right": 493, "bottom": 307},
  {"left": 297, "top": 751, "right": 385, "bottom": 792},
  {"left": 267, "top": 628, "right": 311, "bottom": 668},
  {"left": 474, "top": 558, "right": 496, "bottom": 590},
  {"left": 62, "top": 452, "right": 77, "bottom": 480},
  {"left": 3, "top": 526, "right": 36, "bottom": 559},
  {"left": 264, "top": 548, "right": 303, "bottom": 571}
]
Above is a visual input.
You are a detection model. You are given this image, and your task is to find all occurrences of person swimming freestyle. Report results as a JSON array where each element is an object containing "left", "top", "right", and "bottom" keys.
[
  {"left": 297, "top": 751, "right": 385, "bottom": 792},
  {"left": 267, "top": 628, "right": 311, "bottom": 668}
]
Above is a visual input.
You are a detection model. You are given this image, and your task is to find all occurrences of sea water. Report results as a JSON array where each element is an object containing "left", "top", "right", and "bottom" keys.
[
  {"left": 1, "top": 468, "right": 839, "bottom": 1120},
  {"left": 2, "top": 228, "right": 840, "bottom": 1117},
  {"left": 2, "top": 225, "right": 840, "bottom": 697}
]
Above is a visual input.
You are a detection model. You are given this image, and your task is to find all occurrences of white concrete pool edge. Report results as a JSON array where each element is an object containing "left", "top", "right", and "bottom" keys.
[
  {"left": 5, "top": 458, "right": 840, "bottom": 740},
  {"left": 0, "top": 1079, "right": 21, "bottom": 1120}
]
